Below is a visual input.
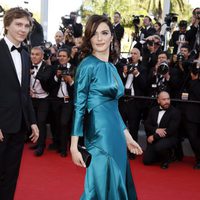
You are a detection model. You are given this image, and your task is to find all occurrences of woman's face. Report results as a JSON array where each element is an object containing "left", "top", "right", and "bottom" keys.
[{"left": 90, "top": 22, "right": 113, "bottom": 55}]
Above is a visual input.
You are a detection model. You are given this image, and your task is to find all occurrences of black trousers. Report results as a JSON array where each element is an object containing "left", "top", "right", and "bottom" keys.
[
  {"left": 186, "top": 121, "right": 200, "bottom": 161},
  {"left": 0, "top": 130, "right": 25, "bottom": 200},
  {"left": 119, "top": 99, "right": 145, "bottom": 141},
  {"left": 143, "top": 137, "right": 178, "bottom": 165},
  {"left": 52, "top": 98, "right": 73, "bottom": 153},
  {"left": 32, "top": 98, "right": 50, "bottom": 149}
]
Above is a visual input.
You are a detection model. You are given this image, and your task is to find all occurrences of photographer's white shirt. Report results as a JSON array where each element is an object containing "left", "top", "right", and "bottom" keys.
[{"left": 30, "top": 61, "right": 48, "bottom": 98}]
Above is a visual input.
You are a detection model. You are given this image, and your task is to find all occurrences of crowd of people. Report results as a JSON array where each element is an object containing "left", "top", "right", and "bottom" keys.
[
  {"left": 0, "top": 5, "right": 200, "bottom": 200},
  {"left": 24, "top": 8, "right": 200, "bottom": 170}
]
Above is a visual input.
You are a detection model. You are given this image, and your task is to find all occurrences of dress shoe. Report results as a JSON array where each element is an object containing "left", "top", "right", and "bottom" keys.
[
  {"left": 48, "top": 143, "right": 58, "bottom": 151},
  {"left": 29, "top": 144, "right": 38, "bottom": 150},
  {"left": 34, "top": 148, "right": 44, "bottom": 157},
  {"left": 193, "top": 161, "right": 200, "bottom": 169},
  {"left": 160, "top": 162, "right": 169, "bottom": 169},
  {"left": 60, "top": 152, "right": 67, "bottom": 157}
]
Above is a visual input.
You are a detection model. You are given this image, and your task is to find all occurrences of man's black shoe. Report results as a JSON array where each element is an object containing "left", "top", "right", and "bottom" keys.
[
  {"left": 48, "top": 143, "right": 58, "bottom": 151},
  {"left": 160, "top": 162, "right": 169, "bottom": 169},
  {"left": 193, "top": 161, "right": 200, "bottom": 169},
  {"left": 29, "top": 144, "right": 38, "bottom": 150},
  {"left": 34, "top": 148, "right": 44, "bottom": 157},
  {"left": 60, "top": 152, "right": 67, "bottom": 157}
]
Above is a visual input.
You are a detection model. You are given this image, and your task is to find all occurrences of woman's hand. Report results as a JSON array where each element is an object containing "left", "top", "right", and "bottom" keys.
[
  {"left": 70, "top": 136, "right": 86, "bottom": 168},
  {"left": 70, "top": 147, "right": 86, "bottom": 168},
  {"left": 124, "top": 129, "right": 143, "bottom": 155}
]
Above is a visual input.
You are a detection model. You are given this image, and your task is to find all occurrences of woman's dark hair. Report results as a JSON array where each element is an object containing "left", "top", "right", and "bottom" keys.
[{"left": 81, "top": 14, "right": 117, "bottom": 61}]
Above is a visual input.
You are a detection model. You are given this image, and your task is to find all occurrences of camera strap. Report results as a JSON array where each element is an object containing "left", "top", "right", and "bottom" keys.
[
  {"left": 60, "top": 79, "right": 69, "bottom": 99},
  {"left": 125, "top": 74, "right": 135, "bottom": 95},
  {"left": 156, "top": 74, "right": 164, "bottom": 86}
]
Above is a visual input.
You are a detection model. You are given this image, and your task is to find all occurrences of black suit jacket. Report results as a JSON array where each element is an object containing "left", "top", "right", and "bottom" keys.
[
  {"left": 144, "top": 105, "right": 181, "bottom": 139},
  {"left": 49, "top": 65, "right": 74, "bottom": 100},
  {"left": 119, "top": 62, "right": 147, "bottom": 96},
  {"left": 0, "top": 39, "right": 36, "bottom": 133},
  {"left": 34, "top": 61, "right": 52, "bottom": 93},
  {"left": 169, "top": 30, "right": 189, "bottom": 54},
  {"left": 184, "top": 79, "right": 200, "bottom": 123}
]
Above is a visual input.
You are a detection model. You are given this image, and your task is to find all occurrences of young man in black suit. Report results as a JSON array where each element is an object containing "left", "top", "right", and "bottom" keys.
[
  {"left": 0, "top": 7, "right": 39, "bottom": 200},
  {"left": 143, "top": 91, "right": 181, "bottom": 169}
]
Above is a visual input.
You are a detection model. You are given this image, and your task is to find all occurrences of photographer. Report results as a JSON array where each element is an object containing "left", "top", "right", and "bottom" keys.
[
  {"left": 142, "top": 34, "right": 162, "bottom": 73},
  {"left": 53, "top": 30, "right": 65, "bottom": 51},
  {"left": 118, "top": 48, "right": 147, "bottom": 159},
  {"left": 134, "top": 16, "right": 156, "bottom": 52},
  {"left": 170, "top": 45, "right": 194, "bottom": 99},
  {"left": 29, "top": 46, "right": 52, "bottom": 156},
  {"left": 61, "top": 11, "right": 83, "bottom": 38},
  {"left": 147, "top": 51, "right": 171, "bottom": 98},
  {"left": 187, "top": 7, "right": 200, "bottom": 55},
  {"left": 29, "top": 17, "right": 44, "bottom": 48},
  {"left": 169, "top": 20, "right": 189, "bottom": 54},
  {"left": 49, "top": 48, "right": 74, "bottom": 157}
]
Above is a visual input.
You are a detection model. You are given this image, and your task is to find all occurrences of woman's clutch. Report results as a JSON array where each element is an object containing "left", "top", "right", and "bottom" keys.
[{"left": 78, "top": 145, "right": 92, "bottom": 168}]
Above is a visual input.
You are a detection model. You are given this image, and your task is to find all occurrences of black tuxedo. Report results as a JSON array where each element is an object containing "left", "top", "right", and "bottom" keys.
[
  {"left": 0, "top": 38, "right": 36, "bottom": 199},
  {"left": 143, "top": 105, "right": 181, "bottom": 165},
  {"left": 0, "top": 39, "right": 36, "bottom": 132},
  {"left": 31, "top": 62, "right": 52, "bottom": 151},
  {"left": 140, "top": 26, "right": 156, "bottom": 39},
  {"left": 48, "top": 65, "right": 74, "bottom": 154}
]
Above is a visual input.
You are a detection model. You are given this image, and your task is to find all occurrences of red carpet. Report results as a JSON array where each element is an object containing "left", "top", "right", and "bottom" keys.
[{"left": 15, "top": 144, "right": 200, "bottom": 200}]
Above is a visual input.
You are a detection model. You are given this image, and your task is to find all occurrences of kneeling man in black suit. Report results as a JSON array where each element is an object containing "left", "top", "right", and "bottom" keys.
[{"left": 143, "top": 91, "right": 181, "bottom": 169}]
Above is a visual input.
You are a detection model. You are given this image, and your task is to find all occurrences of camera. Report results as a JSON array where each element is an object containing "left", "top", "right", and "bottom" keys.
[
  {"left": 157, "top": 61, "right": 169, "bottom": 75},
  {"left": 0, "top": 5, "right": 5, "bottom": 18},
  {"left": 164, "top": 13, "right": 178, "bottom": 26},
  {"left": 41, "top": 41, "right": 52, "bottom": 60},
  {"left": 132, "top": 15, "right": 144, "bottom": 26},
  {"left": 127, "top": 62, "right": 137, "bottom": 74},
  {"left": 58, "top": 63, "right": 72, "bottom": 76},
  {"left": 177, "top": 52, "right": 185, "bottom": 62},
  {"left": 61, "top": 15, "right": 74, "bottom": 28}
]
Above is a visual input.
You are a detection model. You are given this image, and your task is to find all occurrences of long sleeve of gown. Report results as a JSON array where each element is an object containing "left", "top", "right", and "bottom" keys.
[{"left": 71, "top": 62, "right": 93, "bottom": 136}]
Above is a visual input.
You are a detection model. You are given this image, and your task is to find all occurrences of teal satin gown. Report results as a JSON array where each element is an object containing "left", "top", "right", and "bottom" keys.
[{"left": 71, "top": 55, "right": 137, "bottom": 200}]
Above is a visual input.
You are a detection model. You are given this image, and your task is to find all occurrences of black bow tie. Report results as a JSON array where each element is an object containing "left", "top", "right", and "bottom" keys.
[
  {"left": 159, "top": 108, "right": 166, "bottom": 111},
  {"left": 11, "top": 45, "right": 23, "bottom": 53},
  {"left": 32, "top": 65, "right": 38, "bottom": 69}
]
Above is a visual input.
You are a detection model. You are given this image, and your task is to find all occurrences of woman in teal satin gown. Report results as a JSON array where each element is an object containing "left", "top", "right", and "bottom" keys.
[{"left": 70, "top": 15, "right": 143, "bottom": 200}]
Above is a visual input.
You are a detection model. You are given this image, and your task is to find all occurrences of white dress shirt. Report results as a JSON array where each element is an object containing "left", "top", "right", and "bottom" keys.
[
  {"left": 4, "top": 36, "right": 22, "bottom": 85},
  {"left": 30, "top": 61, "right": 49, "bottom": 98},
  {"left": 157, "top": 107, "right": 166, "bottom": 126}
]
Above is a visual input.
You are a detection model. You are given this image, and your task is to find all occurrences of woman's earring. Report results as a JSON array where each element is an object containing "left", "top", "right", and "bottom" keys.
[{"left": 110, "top": 40, "right": 114, "bottom": 51}]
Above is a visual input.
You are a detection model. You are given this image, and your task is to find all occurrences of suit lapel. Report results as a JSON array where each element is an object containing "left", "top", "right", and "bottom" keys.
[{"left": 1, "top": 39, "right": 21, "bottom": 87}]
